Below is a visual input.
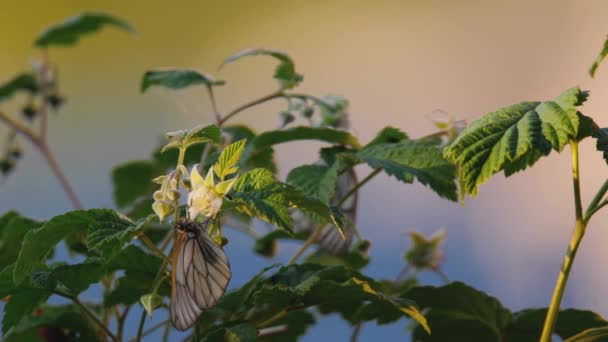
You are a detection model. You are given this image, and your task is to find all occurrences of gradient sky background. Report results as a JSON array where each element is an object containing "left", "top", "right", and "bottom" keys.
[{"left": 2, "top": 1, "right": 608, "bottom": 341}]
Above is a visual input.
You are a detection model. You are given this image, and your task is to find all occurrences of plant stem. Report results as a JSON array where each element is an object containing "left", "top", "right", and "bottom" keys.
[
  {"left": 585, "top": 199, "right": 608, "bottom": 224},
  {"left": 219, "top": 90, "right": 284, "bottom": 125},
  {"left": 35, "top": 138, "right": 83, "bottom": 209},
  {"left": 53, "top": 291, "right": 118, "bottom": 342},
  {"left": 138, "top": 233, "right": 171, "bottom": 263},
  {"left": 337, "top": 168, "right": 381, "bottom": 207},
  {"left": 135, "top": 309, "right": 147, "bottom": 342},
  {"left": 128, "top": 319, "right": 169, "bottom": 342},
  {"left": 350, "top": 324, "right": 363, "bottom": 342},
  {"left": 288, "top": 225, "right": 325, "bottom": 265},
  {"left": 584, "top": 178, "right": 608, "bottom": 223},
  {"left": 0, "top": 111, "right": 38, "bottom": 142},
  {"left": 174, "top": 147, "right": 186, "bottom": 222},
  {"left": 117, "top": 306, "right": 131, "bottom": 341},
  {"left": 540, "top": 141, "right": 587, "bottom": 342},
  {"left": 206, "top": 85, "right": 221, "bottom": 125}
]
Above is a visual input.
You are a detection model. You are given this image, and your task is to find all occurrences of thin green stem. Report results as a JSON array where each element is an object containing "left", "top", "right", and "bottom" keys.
[
  {"left": 288, "top": 225, "right": 325, "bottom": 265},
  {"left": 138, "top": 233, "right": 171, "bottom": 263},
  {"left": 206, "top": 85, "right": 221, "bottom": 125},
  {"left": 540, "top": 141, "right": 587, "bottom": 342},
  {"left": 128, "top": 319, "right": 169, "bottom": 342},
  {"left": 135, "top": 308, "right": 147, "bottom": 342},
  {"left": 174, "top": 147, "right": 186, "bottom": 222},
  {"left": 219, "top": 90, "right": 284, "bottom": 125},
  {"left": 350, "top": 324, "right": 363, "bottom": 342},
  {"left": 584, "top": 178, "right": 608, "bottom": 222},
  {"left": 336, "top": 168, "right": 381, "bottom": 207},
  {"left": 52, "top": 290, "right": 118, "bottom": 342},
  {"left": 117, "top": 305, "right": 131, "bottom": 341},
  {"left": 585, "top": 199, "right": 608, "bottom": 224}
]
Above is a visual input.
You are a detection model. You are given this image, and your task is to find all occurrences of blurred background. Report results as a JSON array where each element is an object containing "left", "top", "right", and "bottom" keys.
[{"left": 2, "top": 0, "right": 608, "bottom": 340}]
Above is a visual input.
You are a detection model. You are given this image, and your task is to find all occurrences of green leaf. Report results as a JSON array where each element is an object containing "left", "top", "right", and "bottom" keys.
[
  {"left": 225, "top": 323, "right": 258, "bottom": 342},
  {"left": 444, "top": 87, "right": 589, "bottom": 197},
  {"left": 565, "top": 326, "right": 608, "bottom": 342},
  {"left": 406, "top": 282, "right": 512, "bottom": 342},
  {"left": 0, "top": 212, "right": 42, "bottom": 270},
  {"left": 104, "top": 271, "right": 169, "bottom": 307},
  {"left": 505, "top": 308, "right": 608, "bottom": 341},
  {"left": 279, "top": 111, "right": 295, "bottom": 128},
  {"left": 0, "top": 264, "right": 16, "bottom": 298},
  {"left": 105, "top": 245, "right": 162, "bottom": 274},
  {"left": 365, "top": 126, "right": 409, "bottom": 147},
  {"left": 592, "top": 128, "right": 608, "bottom": 165},
  {"left": 4, "top": 305, "right": 101, "bottom": 342},
  {"left": 590, "top": 35, "right": 608, "bottom": 78},
  {"left": 140, "top": 69, "right": 225, "bottom": 93},
  {"left": 254, "top": 230, "right": 307, "bottom": 258},
  {"left": 2, "top": 288, "right": 51, "bottom": 334},
  {"left": 358, "top": 141, "right": 458, "bottom": 201},
  {"left": 258, "top": 311, "right": 316, "bottom": 342},
  {"left": 51, "top": 260, "right": 104, "bottom": 294},
  {"left": 222, "top": 48, "right": 303, "bottom": 89},
  {"left": 214, "top": 139, "right": 247, "bottom": 180},
  {"left": 35, "top": 12, "right": 134, "bottom": 47},
  {"left": 13, "top": 209, "right": 128, "bottom": 284},
  {"left": 232, "top": 169, "right": 294, "bottom": 233},
  {"left": 254, "top": 126, "right": 361, "bottom": 150},
  {"left": 112, "top": 160, "right": 160, "bottom": 208},
  {"left": 0, "top": 73, "right": 38, "bottom": 102},
  {"left": 286, "top": 162, "right": 339, "bottom": 204}
]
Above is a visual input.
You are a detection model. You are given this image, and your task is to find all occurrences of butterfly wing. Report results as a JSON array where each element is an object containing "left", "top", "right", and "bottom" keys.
[{"left": 170, "top": 226, "right": 231, "bottom": 331}]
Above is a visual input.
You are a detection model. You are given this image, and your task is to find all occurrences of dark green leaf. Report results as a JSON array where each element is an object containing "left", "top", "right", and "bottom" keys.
[
  {"left": 286, "top": 162, "right": 339, "bottom": 204},
  {"left": 0, "top": 73, "right": 38, "bottom": 102},
  {"left": 222, "top": 48, "right": 302, "bottom": 89},
  {"left": 141, "top": 69, "right": 225, "bottom": 93},
  {"left": 258, "top": 311, "right": 315, "bottom": 342},
  {"left": 358, "top": 141, "right": 458, "bottom": 201},
  {"left": 35, "top": 12, "right": 134, "bottom": 47},
  {"left": 254, "top": 126, "right": 361, "bottom": 150},
  {"left": 365, "top": 126, "right": 409, "bottom": 147},
  {"left": 406, "top": 282, "right": 512, "bottom": 342},
  {"left": 505, "top": 308, "right": 608, "bottom": 341},
  {"left": 2, "top": 288, "right": 51, "bottom": 334},
  {"left": 444, "top": 87, "right": 588, "bottom": 197},
  {"left": 13, "top": 209, "right": 128, "bottom": 284},
  {"left": 225, "top": 323, "right": 258, "bottom": 342},
  {"left": 593, "top": 128, "right": 608, "bottom": 165},
  {"left": 565, "top": 326, "right": 608, "bottom": 342},
  {"left": 105, "top": 245, "right": 162, "bottom": 274},
  {"left": 0, "top": 212, "right": 41, "bottom": 270},
  {"left": 51, "top": 260, "right": 104, "bottom": 294},
  {"left": 4, "top": 305, "right": 101, "bottom": 342},
  {"left": 104, "top": 271, "right": 169, "bottom": 307},
  {"left": 112, "top": 161, "right": 160, "bottom": 208}
]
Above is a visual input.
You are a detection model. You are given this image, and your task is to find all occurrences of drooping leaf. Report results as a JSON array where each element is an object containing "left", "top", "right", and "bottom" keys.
[
  {"left": 406, "top": 282, "right": 512, "bottom": 342},
  {"left": 2, "top": 288, "right": 51, "bottom": 334},
  {"left": 0, "top": 73, "right": 38, "bottom": 102},
  {"left": 565, "top": 326, "right": 608, "bottom": 342},
  {"left": 286, "top": 162, "right": 339, "bottom": 204},
  {"left": 13, "top": 209, "right": 129, "bottom": 284},
  {"left": 358, "top": 141, "right": 458, "bottom": 201},
  {"left": 0, "top": 212, "right": 42, "bottom": 270},
  {"left": 112, "top": 160, "right": 161, "bottom": 208},
  {"left": 222, "top": 48, "right": 303, "bottom": 89},
  {"left": 214, "top": 139, "right": 247, "bottom": 180},
  {"left": 4, "top": 305, "right": 101, "bottom": 342},
  {"left": 258, "top": 311, "right": 316, "bottom": 342},
  {"left": 590, "top": 34, "right": 608, "bottom": 78},
  {"left": 365, "top": 126, "right": 409, "bottom": 147},
  {"left": 140, "top": 293, "right": 164, "bottom": 317},
  {"left": 231, "top": 169, "right": 294, "bottom": 233},
  {"left": 254, "top": 126, "right": 361, "bottom": 150},
  {"left": 444, "top": 87, "right": 589, "bottom": 197},
  {"left": 140, "top": 69, "right": 225, "bottom": 93},
  {"left": 505, "top": 308, "right": 608, "bottom": 341},
  {"left": 35, "top": 12, "right": 134, "bottom": 47},
  {"left": 51, "top": 260, "right": 105, "bottom": 295}
]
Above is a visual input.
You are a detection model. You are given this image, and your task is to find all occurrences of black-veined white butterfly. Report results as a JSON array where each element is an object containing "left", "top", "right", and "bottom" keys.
[{"left": 170, "top": 219, "right": 231, "bottom": 331}]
